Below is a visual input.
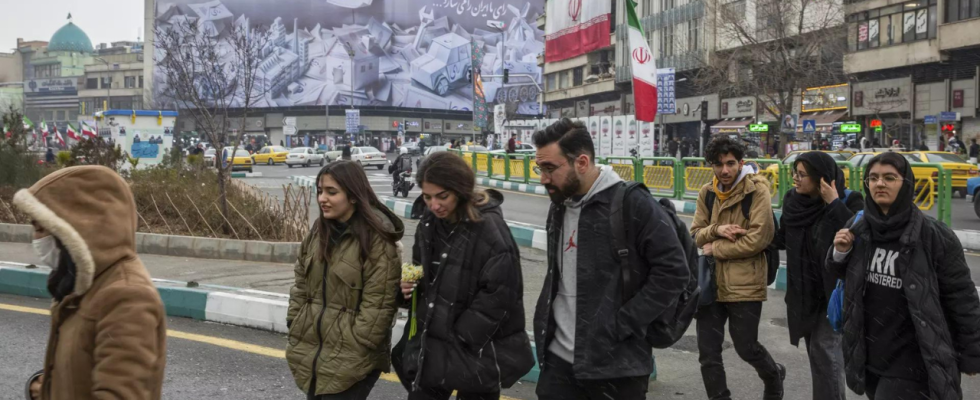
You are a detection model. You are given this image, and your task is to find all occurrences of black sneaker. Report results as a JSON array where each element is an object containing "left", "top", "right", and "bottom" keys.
[{"left": 763, "top": 363, "right": 786, "bottom": 400}]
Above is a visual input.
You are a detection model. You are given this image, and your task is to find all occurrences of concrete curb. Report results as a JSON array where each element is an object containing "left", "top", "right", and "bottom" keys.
[
  {"left": 0, "top": 262, "right": 573, "bottom": 383},
  {"left": 0, "top": 224, "right": 299, "bottom": 264},
  {"left": 231, "top": 172, "right": 264, "bottom": 178},
  {"left": 381, "top": 198, "right": 548, "bottom": 251},
  {"left": 475, "top": 177, "right": 548, "bottom": 195}
]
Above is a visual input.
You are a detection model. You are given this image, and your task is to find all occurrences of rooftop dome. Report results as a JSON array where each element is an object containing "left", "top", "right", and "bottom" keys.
[{"left": 47, "top": 22, "right": 93, "bottom": 54}]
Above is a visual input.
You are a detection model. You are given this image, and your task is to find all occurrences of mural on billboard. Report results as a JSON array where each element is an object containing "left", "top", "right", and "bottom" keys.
[{"left": 152, "top": 0, "right": 545, "bottom": 113}]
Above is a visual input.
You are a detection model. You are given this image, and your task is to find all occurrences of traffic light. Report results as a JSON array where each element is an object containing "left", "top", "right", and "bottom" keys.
[
  {"left": 700, "top": 101, "right": 708, "bottom": 120},
  {"left": 503, "top": 69, "right": 510, "bottom": 84}
]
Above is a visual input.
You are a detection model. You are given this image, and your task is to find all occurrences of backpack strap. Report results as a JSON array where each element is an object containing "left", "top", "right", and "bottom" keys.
[
  {"left": 611, "top": 181, "right": 644, "bottom": 305},
  {"left": 705, "top": 190, "right": 716, "bottom": 223},
  {"left": 740, "top": 191, "right": 753, "bottom": 221}
]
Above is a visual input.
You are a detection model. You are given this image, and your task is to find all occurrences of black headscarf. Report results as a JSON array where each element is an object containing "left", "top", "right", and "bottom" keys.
[
  {"left": 782, "top": 151, "right": 847, "bottom": 228},
  {"left": 862, "top": 152, "right": 916, "bottom": 242}
]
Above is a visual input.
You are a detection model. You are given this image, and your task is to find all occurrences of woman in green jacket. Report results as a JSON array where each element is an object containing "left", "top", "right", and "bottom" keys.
[{"left": 286, "top": 160, "right": 405, "bottom": 400}]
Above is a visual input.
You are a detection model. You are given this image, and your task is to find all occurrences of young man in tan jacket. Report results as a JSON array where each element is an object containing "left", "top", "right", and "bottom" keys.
[{"left": 690, "top": 137, "right": 784, "bottom": 400}]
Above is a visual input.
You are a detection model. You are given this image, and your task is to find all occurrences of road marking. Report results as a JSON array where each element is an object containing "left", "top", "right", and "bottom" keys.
[{"left": 0, "top": 302, "right": 522, "bottom": 399}]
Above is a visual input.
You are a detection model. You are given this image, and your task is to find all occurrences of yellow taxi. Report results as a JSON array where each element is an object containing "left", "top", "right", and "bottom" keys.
[
  {"left": 901, "top": 151, "right": 978, "bottom": 196},
  {"left": 252, "top": 146, "right": 289, "bottom": 165},
  {"left": 223, "top": 148, "right": 254, "bottom": 173}
]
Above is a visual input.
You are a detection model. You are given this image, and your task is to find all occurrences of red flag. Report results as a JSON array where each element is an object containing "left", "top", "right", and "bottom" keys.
[
  {"left": 55, "top": 130, "right": 66, "bottom": 147},
  {"left": 66, "top": 123, "right": 80, "bottom": 140},
  {"left": 81, "top": 122, "right": 97, "bottom": 138}
]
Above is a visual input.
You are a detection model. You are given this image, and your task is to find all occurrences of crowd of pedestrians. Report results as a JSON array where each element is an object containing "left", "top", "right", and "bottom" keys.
[{"left": 14, "top": 118, "right": 980, "bottom": 400}]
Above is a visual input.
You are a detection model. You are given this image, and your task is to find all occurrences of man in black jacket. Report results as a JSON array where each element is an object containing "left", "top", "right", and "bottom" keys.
[{"left": 531, "top": 118, "right": 690, "bottom": 400}]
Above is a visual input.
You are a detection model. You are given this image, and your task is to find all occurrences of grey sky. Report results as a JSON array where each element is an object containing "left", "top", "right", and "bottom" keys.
[{"left": 0, "top": 1, "right": 144, "bottom": 51}]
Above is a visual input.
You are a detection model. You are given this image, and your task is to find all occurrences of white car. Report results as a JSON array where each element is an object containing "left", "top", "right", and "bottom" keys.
[
  {"left": 203, "top": 149, "right": 216, "bottom": 166},
  {"left": 285, "top": 147, "right": 325, "bottom": 168},
  {"left": 352, "top": 146, "right": 388, "bottom": 169}
]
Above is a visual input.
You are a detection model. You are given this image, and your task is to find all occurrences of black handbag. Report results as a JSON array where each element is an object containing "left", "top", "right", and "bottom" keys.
[{"left": 697, "top": 255, "right": 717, "bottom": 307}]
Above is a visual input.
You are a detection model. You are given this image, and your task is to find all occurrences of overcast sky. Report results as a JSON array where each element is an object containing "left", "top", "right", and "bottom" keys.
[{"left": 0, "top": 1, "right": 144, "bottom": 52}]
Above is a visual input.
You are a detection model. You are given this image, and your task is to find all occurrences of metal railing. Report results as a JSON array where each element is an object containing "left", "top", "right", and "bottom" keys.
[{"left": 443, "top": 151, "right": 954, "bottom": 226}]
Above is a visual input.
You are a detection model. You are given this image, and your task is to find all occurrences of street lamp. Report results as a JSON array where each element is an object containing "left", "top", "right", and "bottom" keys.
[{"left": 94, "top": 57, "right": 112, "bottom": 112}]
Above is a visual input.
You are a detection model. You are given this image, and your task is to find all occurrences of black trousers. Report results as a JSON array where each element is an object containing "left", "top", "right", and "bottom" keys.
[
  {"left": 407, "top": 387, "right": 500, "bottom": 400},
  {"left": 696, "top": 301, "right": 781, "bottom": 400},
  {"left": 307, "top": 370, "right": 381, "bottom": 400},
  {"left": 535, "top": 355, "right": 649, "bottom": 400},
  {"left": 865, "top": 372, "right": 930, "bottom": 400}
]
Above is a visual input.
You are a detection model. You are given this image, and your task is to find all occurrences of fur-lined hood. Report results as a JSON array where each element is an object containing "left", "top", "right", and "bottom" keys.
[{"left": 13, "top": 166, "right": 138, "bottom": 296}]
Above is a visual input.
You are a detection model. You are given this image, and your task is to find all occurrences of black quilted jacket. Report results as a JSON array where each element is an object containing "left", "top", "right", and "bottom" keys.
[{"left": 825, "top": 209, "right": 980, "bottom": 399}]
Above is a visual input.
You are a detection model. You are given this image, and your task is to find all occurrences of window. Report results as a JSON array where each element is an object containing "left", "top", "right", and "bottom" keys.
[
  {"left": 125, "top": 76, "right": 136, "bottom": 88},
  {"left": 46, "top": 111, "right": 54, "bottom": 121},
  {"left": 56, "top": 111, "right": 65, "bottom": 121},
  {"left": 559, "top": 71, "right": 568, "bottom": 89},
  {"left": 660, "top": 25, "right": 675, "bottom": 57},
  {"left": 101, "top": 77, "right": 112, "bottom": 89},
  {"left": 86, "top": 78, "right": 98, "bottom": 89},
  {"left": 849, "top": 2, "right": 936, "bottom": 52},
  {"left": 688, "top": 19, "right": 701, "bottom": 51},
  {"left": 573, "top": 67, "right": 584, "bottom": 86},
  {"left": 139, "top": 76, "right": 144, "bottom": 88},
  {"left": 547, "top": 73, "right": 557, "bottom": 91},
  {"left": 722, "top": 0, "right": 746, "bottom": 21}
]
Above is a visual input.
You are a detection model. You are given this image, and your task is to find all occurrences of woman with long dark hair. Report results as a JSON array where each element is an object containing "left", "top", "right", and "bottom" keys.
[
  {"left": 286, "top": 160, "right": 405, "bottom": 400},
  {"left": 828, "top": 152, "right": 980, "bottom": 399},
  {"left": 392, "top": 151, "right": 533, "bottom": 400},
  {"left": 777, "top": 152, "right": 862, "bottom": 400}
]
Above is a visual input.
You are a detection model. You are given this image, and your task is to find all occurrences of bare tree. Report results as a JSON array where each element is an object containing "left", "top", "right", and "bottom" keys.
[
  {"left": 694, "top": 0, "right": 847, "bottom": 156},
  {"left": 155, "top": 18, "right": 270, "bottom": 232}
]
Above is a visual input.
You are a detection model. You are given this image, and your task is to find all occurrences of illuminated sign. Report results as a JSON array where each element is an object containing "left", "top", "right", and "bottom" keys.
[
  {"left": 869, "top": 119, "right": 882, "bottom": 128},
  {"left": 840, "top": 123, "right": 862, "bottom": 133},
  {"left": 942, "top": 124, "right": 956, "bottom": 132},
  {"left": 748, "top": 124, "right": 769, "bottom": 132}
]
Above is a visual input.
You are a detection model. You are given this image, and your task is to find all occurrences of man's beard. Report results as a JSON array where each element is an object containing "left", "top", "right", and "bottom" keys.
[{"left": 545, "top": 173, "right": 581, "bottom": 204}]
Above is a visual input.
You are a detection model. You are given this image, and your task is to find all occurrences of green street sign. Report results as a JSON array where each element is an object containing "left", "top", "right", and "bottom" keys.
[
  {"left": 840, "top": 123, "right": 862, "bottom": 133},
  {"left": 748, "top": 124, "right": 769, "bottom": 132}
]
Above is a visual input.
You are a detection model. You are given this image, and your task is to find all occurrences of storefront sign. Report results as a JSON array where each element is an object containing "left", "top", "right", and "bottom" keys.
[
  {"left": 27, "top": 78, "right": 77, "bottom": 95},
  {"left": 720, "top": 96, "right": 755, "bottom": 118},
  {"left": 801, "top": 84, "right": 848, "bottom": 112},
  {"left": 749, "top": 124, "right": 769, "bottom": 132},
  {"left": 953, "top": 90, "right": 965, "bottom": 108},
  {"left": 840, "top": 123, "right": 862, "bottom": 133},
  {"left": 851, "top": 77, "right": 912, "bottom": 116}
]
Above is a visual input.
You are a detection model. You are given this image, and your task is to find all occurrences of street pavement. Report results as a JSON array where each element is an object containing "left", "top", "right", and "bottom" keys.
[{"left": 5, "top": 213, "right": 980, "bottom": 398}]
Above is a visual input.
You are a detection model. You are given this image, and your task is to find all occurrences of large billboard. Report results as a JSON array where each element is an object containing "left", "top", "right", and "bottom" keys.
[{"left": 152, "top": 0, "right": 545, "bottom": 113}]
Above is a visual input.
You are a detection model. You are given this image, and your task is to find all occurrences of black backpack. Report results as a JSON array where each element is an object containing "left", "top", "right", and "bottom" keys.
[
  {"left": 610, "top": 182, "right": 700, "bottom": 349},
  {"left": 704, "top": 190, "right": 779, "bottom": 286}
]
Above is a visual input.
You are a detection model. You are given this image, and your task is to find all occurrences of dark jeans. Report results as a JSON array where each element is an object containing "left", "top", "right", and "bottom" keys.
[
  {"left": 803, "top": 317, "right": 846, "bottom": 400},
  {"left": 307, "top": 370, "right": 381, "bottom": 400},
  {"left": 536, "top": 355, "right": 649, "bottom": 400},
  {"left": 865, "top": 372, "right": 930, "bottom": 400},
  {"left": 407, "top": 387, "right": 499, "bottom": 400},
  {"left": 696, "top": 301, "right": 781, "bottom": 400}
]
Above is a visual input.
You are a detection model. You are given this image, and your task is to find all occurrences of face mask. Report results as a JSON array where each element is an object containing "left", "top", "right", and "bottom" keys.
[{"left": 32, "top": 235, "right": 61, "bottom": 269}]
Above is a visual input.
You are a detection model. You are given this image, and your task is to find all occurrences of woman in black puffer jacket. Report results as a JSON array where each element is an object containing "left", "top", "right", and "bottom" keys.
[
  {"left": 392, "top": 152, "right": 533, "bottom": 400},
  {"left": 827, "top": 152, "right": 980, "bottom": 399},
  {"left": 777, "top": 151, "right": 863, "bottom": 400}
]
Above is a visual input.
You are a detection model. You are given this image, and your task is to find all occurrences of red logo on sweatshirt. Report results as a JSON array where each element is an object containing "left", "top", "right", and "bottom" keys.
[{"left": 564, "top": 230, "right": 578, "bottom": 252}]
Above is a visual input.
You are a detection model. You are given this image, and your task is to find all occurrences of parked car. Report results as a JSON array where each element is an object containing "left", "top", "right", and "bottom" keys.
[
  {"left": 457, "top": 145, "right": 488, "bottom": 152},
  {"left": 351, "top": 146, "right": 388, "bottom": 169},
  {"left": 399, "top": 141, "right": 421, "bottom": 156},
  {"left": 224, "top": 149, "right": 254, "bottom": 173},
  {"left": 252, "top": 146, "right": 290, "bottom": 165},
  {"left": 901, "top": 151, "right": 978, "bottom": 197},
  {"left": 317, "top": 147, "right": 343, "bottom": 162},
  {"left": 491, "top": 143, "right": 536, "bottom": 158},
  {"left": 203, "top": 149, "right": 216, "bottom": 166},
  {"left": 285, "top": 147, "right": 325, "bottom": 168}
]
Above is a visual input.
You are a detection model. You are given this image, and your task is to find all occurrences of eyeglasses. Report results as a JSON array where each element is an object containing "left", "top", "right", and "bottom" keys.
[
  {"left": 865, "top": 175, "right": 904, "bottom": 186},
  {"left": 534, "top": 161, "right": 568, "bottom": 176},
  {"left": 792, "top": 171, "right": 809, "bottom": 179}
]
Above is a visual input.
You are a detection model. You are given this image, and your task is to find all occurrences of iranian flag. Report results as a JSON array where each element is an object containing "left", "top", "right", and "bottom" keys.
[
  {"left": 626, "top": 0, "right": 658, "bottom": 122},
  {"left": 65, "top": 123, "right": 80, "bottom": 140},
  {"left": 81, "top": 122, "right": 97, "bottom": 138},
  {"left": 40, "top": 120, "right": 49, "bottom": 140},
  {"left": 23, "top": 116, "right": 33, "bottom": 130},
  {"left": 54, "top": 129, "right": 66, "bottom": 147},
  {"left": 3, "top": 124, "right": 9, "bottom": 138},
  {"left": 545, "top": 0, "right": 611, "bottom": 63}
]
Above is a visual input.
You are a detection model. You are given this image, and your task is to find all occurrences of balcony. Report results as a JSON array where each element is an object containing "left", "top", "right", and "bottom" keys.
[
  {"left": 544, "top": 77, "right": 617, "bottom": 102},
  {"left": 844, "top": 39, "right": 942, "bottom": 74},
  {"left": 939, "top": 18, "right": 980, "bottom": 51}
]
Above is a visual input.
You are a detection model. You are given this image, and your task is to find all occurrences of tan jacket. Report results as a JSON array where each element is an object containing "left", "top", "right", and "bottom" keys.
[
  {"left": 690, "top": 173, "right": 775, "bottom": 302},
  {"left": 13, "top": 166, "right": 167, "bottom": 400},
  {"left": 286, "top": 207, "right": 404, "bottom": 395}
]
